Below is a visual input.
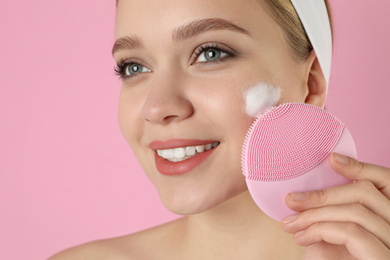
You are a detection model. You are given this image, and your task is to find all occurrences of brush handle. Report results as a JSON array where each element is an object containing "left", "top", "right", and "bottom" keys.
[{"left": 246, "top": 127, "right": 357, "bottom": 221}]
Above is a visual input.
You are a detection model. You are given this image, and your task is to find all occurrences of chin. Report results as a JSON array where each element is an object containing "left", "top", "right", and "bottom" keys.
[{"left": 157, "top": 181, "right": 248, "bottom": 216}]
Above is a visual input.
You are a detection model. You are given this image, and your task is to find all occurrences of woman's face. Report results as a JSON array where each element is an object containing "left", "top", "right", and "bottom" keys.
[{"left": 114, "top": 0, "right": 311, "bottom": 214}]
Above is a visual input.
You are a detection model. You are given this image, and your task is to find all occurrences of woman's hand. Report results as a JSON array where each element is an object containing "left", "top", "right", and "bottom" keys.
[{"left": 281, "top": 153, "right": 390, "bottom": 259}]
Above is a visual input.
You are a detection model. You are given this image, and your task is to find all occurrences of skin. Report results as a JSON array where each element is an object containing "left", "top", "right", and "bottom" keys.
[{"left": 49, "top": 0, "right": 390, "bottom": 259}]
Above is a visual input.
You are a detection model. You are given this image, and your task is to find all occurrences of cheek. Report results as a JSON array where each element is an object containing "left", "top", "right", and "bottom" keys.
[
  {"left": 118, "top": 88, "right": 157, "bottom": 177},
  {"left": 118, "top": 88, "right": 144, "bottom": 148},
  {"left": 189, "top": 76, "right": 255, "bottom": 143}
]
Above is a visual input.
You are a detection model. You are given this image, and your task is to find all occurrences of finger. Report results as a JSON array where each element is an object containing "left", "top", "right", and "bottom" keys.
[
  {"left": 281, "top": 203, "right": 390, "bottom": 250},
  {"left": 286, "top": 180, "right": 390, "bottom": 224},
  {"left": 302, "top": 242, "right": 354, "bottom": 260},
  {"left": 329, "top": 153, "right": 390, "bottom": 198},
  {"left": 294, "top": 222, "right": 390, "bottom": 260}
]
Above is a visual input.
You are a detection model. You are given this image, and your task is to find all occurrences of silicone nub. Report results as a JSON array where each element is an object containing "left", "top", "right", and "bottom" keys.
[{"left": 242, "top": 103, "right": 345, "bottom": 181}]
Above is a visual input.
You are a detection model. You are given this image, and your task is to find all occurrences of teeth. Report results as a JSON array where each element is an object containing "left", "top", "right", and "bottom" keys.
[
  {"left": 185, "top": 146, "right": 196, "bottom": 156},
  {"left": 195, "top": 145, "right": 205, "bottom": 153},
  {"left": 162, "top": 149, "right": 174, "bottom": 159},
  {"left": 173, "top": 148, "right": 186, "bottom": 159},
  {"left": 157, "top": 142, "right": 219, "bottom": 161}
]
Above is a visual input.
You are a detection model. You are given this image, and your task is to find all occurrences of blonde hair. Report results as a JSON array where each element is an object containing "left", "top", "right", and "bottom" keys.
[{"left": 260, "top": 0, "right": 332, "bottom": 61}]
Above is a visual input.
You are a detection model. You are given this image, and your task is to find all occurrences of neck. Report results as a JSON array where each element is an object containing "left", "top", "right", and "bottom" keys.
[{"left": 183, "top": 191, "right": 303, "bottom": 259}]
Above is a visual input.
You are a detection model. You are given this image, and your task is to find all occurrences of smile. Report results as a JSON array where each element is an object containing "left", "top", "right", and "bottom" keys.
[
  {"left": 149, "top": 139, "right": 220, "bottom": 175},
  {"left": 157, "top": 142, "right": 220, "bottom": 162}
]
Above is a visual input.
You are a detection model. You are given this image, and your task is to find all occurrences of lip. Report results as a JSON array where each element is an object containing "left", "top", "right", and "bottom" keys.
[
  {"left": 149, "top": 139, "right": 219, "bottom": 176},
  {"left": 148, "top": 139, "right": 219, "bottom": 150}
]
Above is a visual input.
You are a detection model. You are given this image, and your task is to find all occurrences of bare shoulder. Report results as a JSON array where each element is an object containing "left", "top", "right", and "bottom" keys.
[
  {"left": 47, "top": 240, "right": 113, "bottom": 260},
  {"left": 48, "top": 217, "right": 186, "bottom": 260}
]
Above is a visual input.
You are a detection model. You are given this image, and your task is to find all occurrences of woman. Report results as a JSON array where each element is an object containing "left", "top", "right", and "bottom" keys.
[{"left": 50, "top": 0, "right": 390, "bottom": 259}]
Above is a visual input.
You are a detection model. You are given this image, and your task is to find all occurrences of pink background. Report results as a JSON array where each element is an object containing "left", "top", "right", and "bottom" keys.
[{"left": 1, "top": 1, "right": 389, "bottom": 259}]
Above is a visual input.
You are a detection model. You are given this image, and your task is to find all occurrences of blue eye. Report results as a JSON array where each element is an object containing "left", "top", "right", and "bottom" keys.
[
  {"left": 197, "top": 48, "right": 228, "bottom": 62},
  {"left": 115, "top": 62, "right": 151, "bottom": 79},
  {"left": 123, "top": 63, "right": 150, "bottom": 76},
  {"left": 192, "top": 43, "right": 236, "bottom": 64}
]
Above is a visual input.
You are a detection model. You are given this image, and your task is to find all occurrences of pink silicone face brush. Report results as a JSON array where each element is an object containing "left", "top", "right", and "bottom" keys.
[{"left": 241, "top": 103, "right": 357, "bottom": 221}]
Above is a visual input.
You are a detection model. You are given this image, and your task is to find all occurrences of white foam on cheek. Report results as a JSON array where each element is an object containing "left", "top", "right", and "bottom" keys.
[{"left": 244, "top": 82, "right": 281, "bottom": 118}]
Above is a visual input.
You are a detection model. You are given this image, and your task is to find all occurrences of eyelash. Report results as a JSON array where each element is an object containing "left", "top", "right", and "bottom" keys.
[
  {"left": 114, "top": 43, "right": 236, "bottom": 80},
  {"left": 191, "top": 43, "right": 236, "bottom": 64},
  {"left": 114, "top": 59, "right": 141, "bottom": 80}
]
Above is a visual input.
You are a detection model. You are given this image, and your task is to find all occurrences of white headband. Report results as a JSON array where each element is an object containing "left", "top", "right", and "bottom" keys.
[{"left": 290, "top": 0, "right": 333, "bottom": 96}]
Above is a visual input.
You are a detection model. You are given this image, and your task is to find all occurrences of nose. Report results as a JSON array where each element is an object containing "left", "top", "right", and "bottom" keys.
[{"left": 141, "top": 74, "right": 194, "bottom": 125}]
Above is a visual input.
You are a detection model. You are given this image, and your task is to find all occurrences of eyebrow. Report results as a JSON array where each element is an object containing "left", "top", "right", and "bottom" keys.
[
  {"left": 112, "top": 36, "right": 144, "bottom": 56},
  {"left": 172, "top": 18, "right": 251, "bottom": 41},
  {"left": 112, "top": 18, "right": 251, "bottom": 56}
]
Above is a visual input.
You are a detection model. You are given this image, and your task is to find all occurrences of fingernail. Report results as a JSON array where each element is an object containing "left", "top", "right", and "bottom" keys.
[
  {"left": 282, "top": 214, "right": 297, "bottom": 223},
  {"left": 289, "top": 192, "right": 308, "bottom": 201},
  {"left": 333, "top": 153, "right": 350, "bottom": 165}
]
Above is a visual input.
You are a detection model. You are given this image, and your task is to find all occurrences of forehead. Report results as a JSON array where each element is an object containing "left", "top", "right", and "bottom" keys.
[{"left": 114, "top": 0, "right": 275, "bottom": 40}]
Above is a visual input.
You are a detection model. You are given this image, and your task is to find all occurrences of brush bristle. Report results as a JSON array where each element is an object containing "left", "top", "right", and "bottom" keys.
[{"left": 241, "top": 103, "right": 345, "bottom": 182}]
